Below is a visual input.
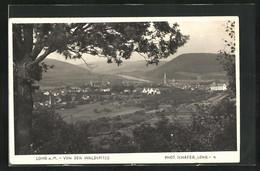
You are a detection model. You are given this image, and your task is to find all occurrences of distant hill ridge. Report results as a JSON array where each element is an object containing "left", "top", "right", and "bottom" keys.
[
  {"left": 146, "top": 53, "right": 226, "bottom": 80},
  {"left": 78, "top": 60, "right": 167, "bottom": 74},
  {"left": 38, "top": 53, "right": 226, "bottom": 87},
  {"left": 38, "top": 58, "right": 122, "bottom": 87},
  {"left": 42, "top": 58, "right": 91, "bottom": 76}
]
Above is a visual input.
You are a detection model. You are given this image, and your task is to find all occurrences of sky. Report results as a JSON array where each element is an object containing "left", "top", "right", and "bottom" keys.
[{"left": 47, "top": 19, "right": 230, "bottom": 65}]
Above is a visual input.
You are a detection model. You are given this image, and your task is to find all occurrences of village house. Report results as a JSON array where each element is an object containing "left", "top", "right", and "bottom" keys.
[
  {"left": 210, "top": 82, "right": 227, "bottom": 91},
  {"left": 43, "top": 91, "right": 50, "bottom": 96},
  {"left": 142, "top": 88, "right": 161, "bottom": 95},
  {"left": 101, "top": 88, "right": 111, "bottom": 92},
  {"left": 82, "top": 95, "right": 90, "bottom": 100},
  {"left": 124, "top": 89, "right": 131, "bottom": 93}
]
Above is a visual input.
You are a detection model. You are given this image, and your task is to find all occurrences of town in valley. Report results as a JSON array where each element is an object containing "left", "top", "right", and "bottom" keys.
[{"left": 34, "top": 70, "right": 228, "bottom": 124}]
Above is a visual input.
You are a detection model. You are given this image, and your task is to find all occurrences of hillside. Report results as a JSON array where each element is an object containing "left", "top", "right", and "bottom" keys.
[
  {"left": 78, "top": 60, "right": 167, "bottom": 75},
  {"left": 146, "top": 53, "right": 227, "bottom": 80},
  {"left": 37, "top": 59, "right": 123, "bottom": 87}
]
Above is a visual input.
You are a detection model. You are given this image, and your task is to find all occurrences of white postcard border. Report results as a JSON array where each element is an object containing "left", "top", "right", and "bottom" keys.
[{"left": 8, "top": 16, "right": 240, "bottom": 165}]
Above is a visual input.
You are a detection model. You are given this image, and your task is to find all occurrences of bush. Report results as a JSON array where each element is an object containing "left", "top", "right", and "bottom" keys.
[
  {"left": 132, "top": 116, "right": 193, "bottom": 152},
  {"left": 104, "top": 108, "right": 112, "bottom": 113},
  {"left": 64, "top": 101, "right": 76, "bottom": 109},
  {"left": 190, "top": 97, "right": 236, "bottom": 151},
  {"left": 113, "top": 115, "right": 121, "bottom": 121},
  {"left": 131, "top": 97, "right": 237, "bottom": 152},
  {"left": 30, "top": 96, "right": 236, "bottom": 154},
  {"left": 95, "top": 132, "right": 137, "bottom": 153},
  {"left": 87, "top": 118, "right": 111, "bottom": 136},
  {"left": 31, "top": 107, "right": 92, "bottom": 154},
  {"left": 134, "top": 110, "right": 145, "bottom": 115}
]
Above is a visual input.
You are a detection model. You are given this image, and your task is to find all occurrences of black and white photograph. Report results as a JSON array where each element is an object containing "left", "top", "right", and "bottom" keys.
[{"left": 8, "top": 16, "right": 240, "bottom": 165}]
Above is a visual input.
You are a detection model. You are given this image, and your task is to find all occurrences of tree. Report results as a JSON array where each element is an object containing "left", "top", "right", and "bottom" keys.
[
  {"left": 190, "top": 97, "right": 236, "bottom": 151},
  {"left": 12, "top": 22, "right": 189, "bottom": 154},
  {"left": 31, "top": 107, "right": 92, "bottom": 154},
  {"left": 218, "top": 20, "right": 236, "bottom": 97}
]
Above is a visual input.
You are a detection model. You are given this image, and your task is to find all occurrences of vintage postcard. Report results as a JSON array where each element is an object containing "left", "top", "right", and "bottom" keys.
[{"left": 9, "top": 16, "right": 240, "bottom": 165}]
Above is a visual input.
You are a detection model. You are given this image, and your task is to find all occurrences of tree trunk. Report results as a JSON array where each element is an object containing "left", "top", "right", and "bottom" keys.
[
  {"left": 14, "top": 62, "right": 34, "bottom": 155},
  {"left": 12, "top": 24, "right": 51, "bottom": 154}
]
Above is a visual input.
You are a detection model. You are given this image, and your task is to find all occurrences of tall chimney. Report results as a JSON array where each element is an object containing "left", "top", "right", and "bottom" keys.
[{"left": 164, "top": 73, "right": 167, "bottom": 84}]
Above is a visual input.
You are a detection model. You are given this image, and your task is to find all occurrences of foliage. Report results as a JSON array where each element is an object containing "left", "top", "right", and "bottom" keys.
[
  {"left": 87, "top": 117, "right": 111, "bottom": 136},
  {"left": 217, "top": 21, "right": 236, "bottom": 97},
  {"left": 30, "top": 93, "right": 236, "bottom": 154},
  {"left": 13, "top": 22, "right": 189, "bottom": 88},
  {"left": 193, "top": 97, "right": 237, "bottom": 151},
  {"left": 31, "top": 106, "right": 92, "bottom": 154},
  {"left": 13, "top": 22, "right": 189, "bottom": 154},
  {"left": 132, "top": 116, "right": 193, "bottom": 152},
  {"left": 131, "top": 97, "right": 236, "bottom": 152},
  {"left": 63, "top": 101, "right": 76, "bottom": 109},
  {"left": 62, "top": 94, "right": 72, "bottom": 102},
  {"left": 95, "top": 132, "right": 137, "bottom": 153}
]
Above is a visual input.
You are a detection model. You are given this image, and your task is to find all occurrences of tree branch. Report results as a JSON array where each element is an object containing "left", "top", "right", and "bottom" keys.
[
  {"left": 68, "top": 46, "right": 106, "bottom": 58},
  {"left": 31, "top": 43, "right": 44, "bottom": 60},
  {"left": 80, "top": 57, "right": 96, "bottom": 70},
  {"left": 136, "top": 52, "right": 149, "bottom": 62},
  {"left": 31, "top": 48, "right": 55, "bottom": 65},
  {"left": 71, "top": 23, "right": 93, "bottom": 35},
  {"left": 67, "top": 47, "right": 82, "bottom": 57}
]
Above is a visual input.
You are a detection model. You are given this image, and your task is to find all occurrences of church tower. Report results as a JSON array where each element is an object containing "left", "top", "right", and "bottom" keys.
[
  {"left": 48, "top": 94, "right": 52, "bottom": 107},
  {"left": 164, "top": 73, "right": 167, "bottom": 84}
]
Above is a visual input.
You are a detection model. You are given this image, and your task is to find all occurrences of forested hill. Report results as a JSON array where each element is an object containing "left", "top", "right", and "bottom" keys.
[{"left": 146, "top": 53, "right": 226, "bottom": 80}]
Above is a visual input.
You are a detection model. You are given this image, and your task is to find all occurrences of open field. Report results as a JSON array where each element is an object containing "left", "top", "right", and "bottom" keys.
[
  {"left": 48, "top": 88, "right": 235, "bottom": 153},
  {"left": 57, "top": 102, "right": 142, "bottom": 123},
  {"left": 56, "top": 90, "right": 225, "bottom": 125},
  {"left": 57, "top": 96, "right": 213, "bottom": 126}
]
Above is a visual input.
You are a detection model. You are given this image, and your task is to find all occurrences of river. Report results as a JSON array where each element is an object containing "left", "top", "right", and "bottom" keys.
[{"left": 117, "top": 74, "right": 151, "bottom": 83}]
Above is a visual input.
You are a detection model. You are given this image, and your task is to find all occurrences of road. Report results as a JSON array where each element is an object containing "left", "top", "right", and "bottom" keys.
[{"left": 203, "top": 92, "right": 227, "bottom": 105}]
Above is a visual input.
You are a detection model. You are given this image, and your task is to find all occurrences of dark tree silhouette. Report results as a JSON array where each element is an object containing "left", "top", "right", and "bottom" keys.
[
  {"left": 218, "top": 21, "right": 236, "bottom": 97},
  {"left": 12, "top": 22, "right": 189, "bottom": 154}
]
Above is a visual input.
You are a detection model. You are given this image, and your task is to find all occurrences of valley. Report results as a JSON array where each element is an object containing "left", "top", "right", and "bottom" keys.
[{"left": 31, "top": 52, "right": 235, "bottom": 153}]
